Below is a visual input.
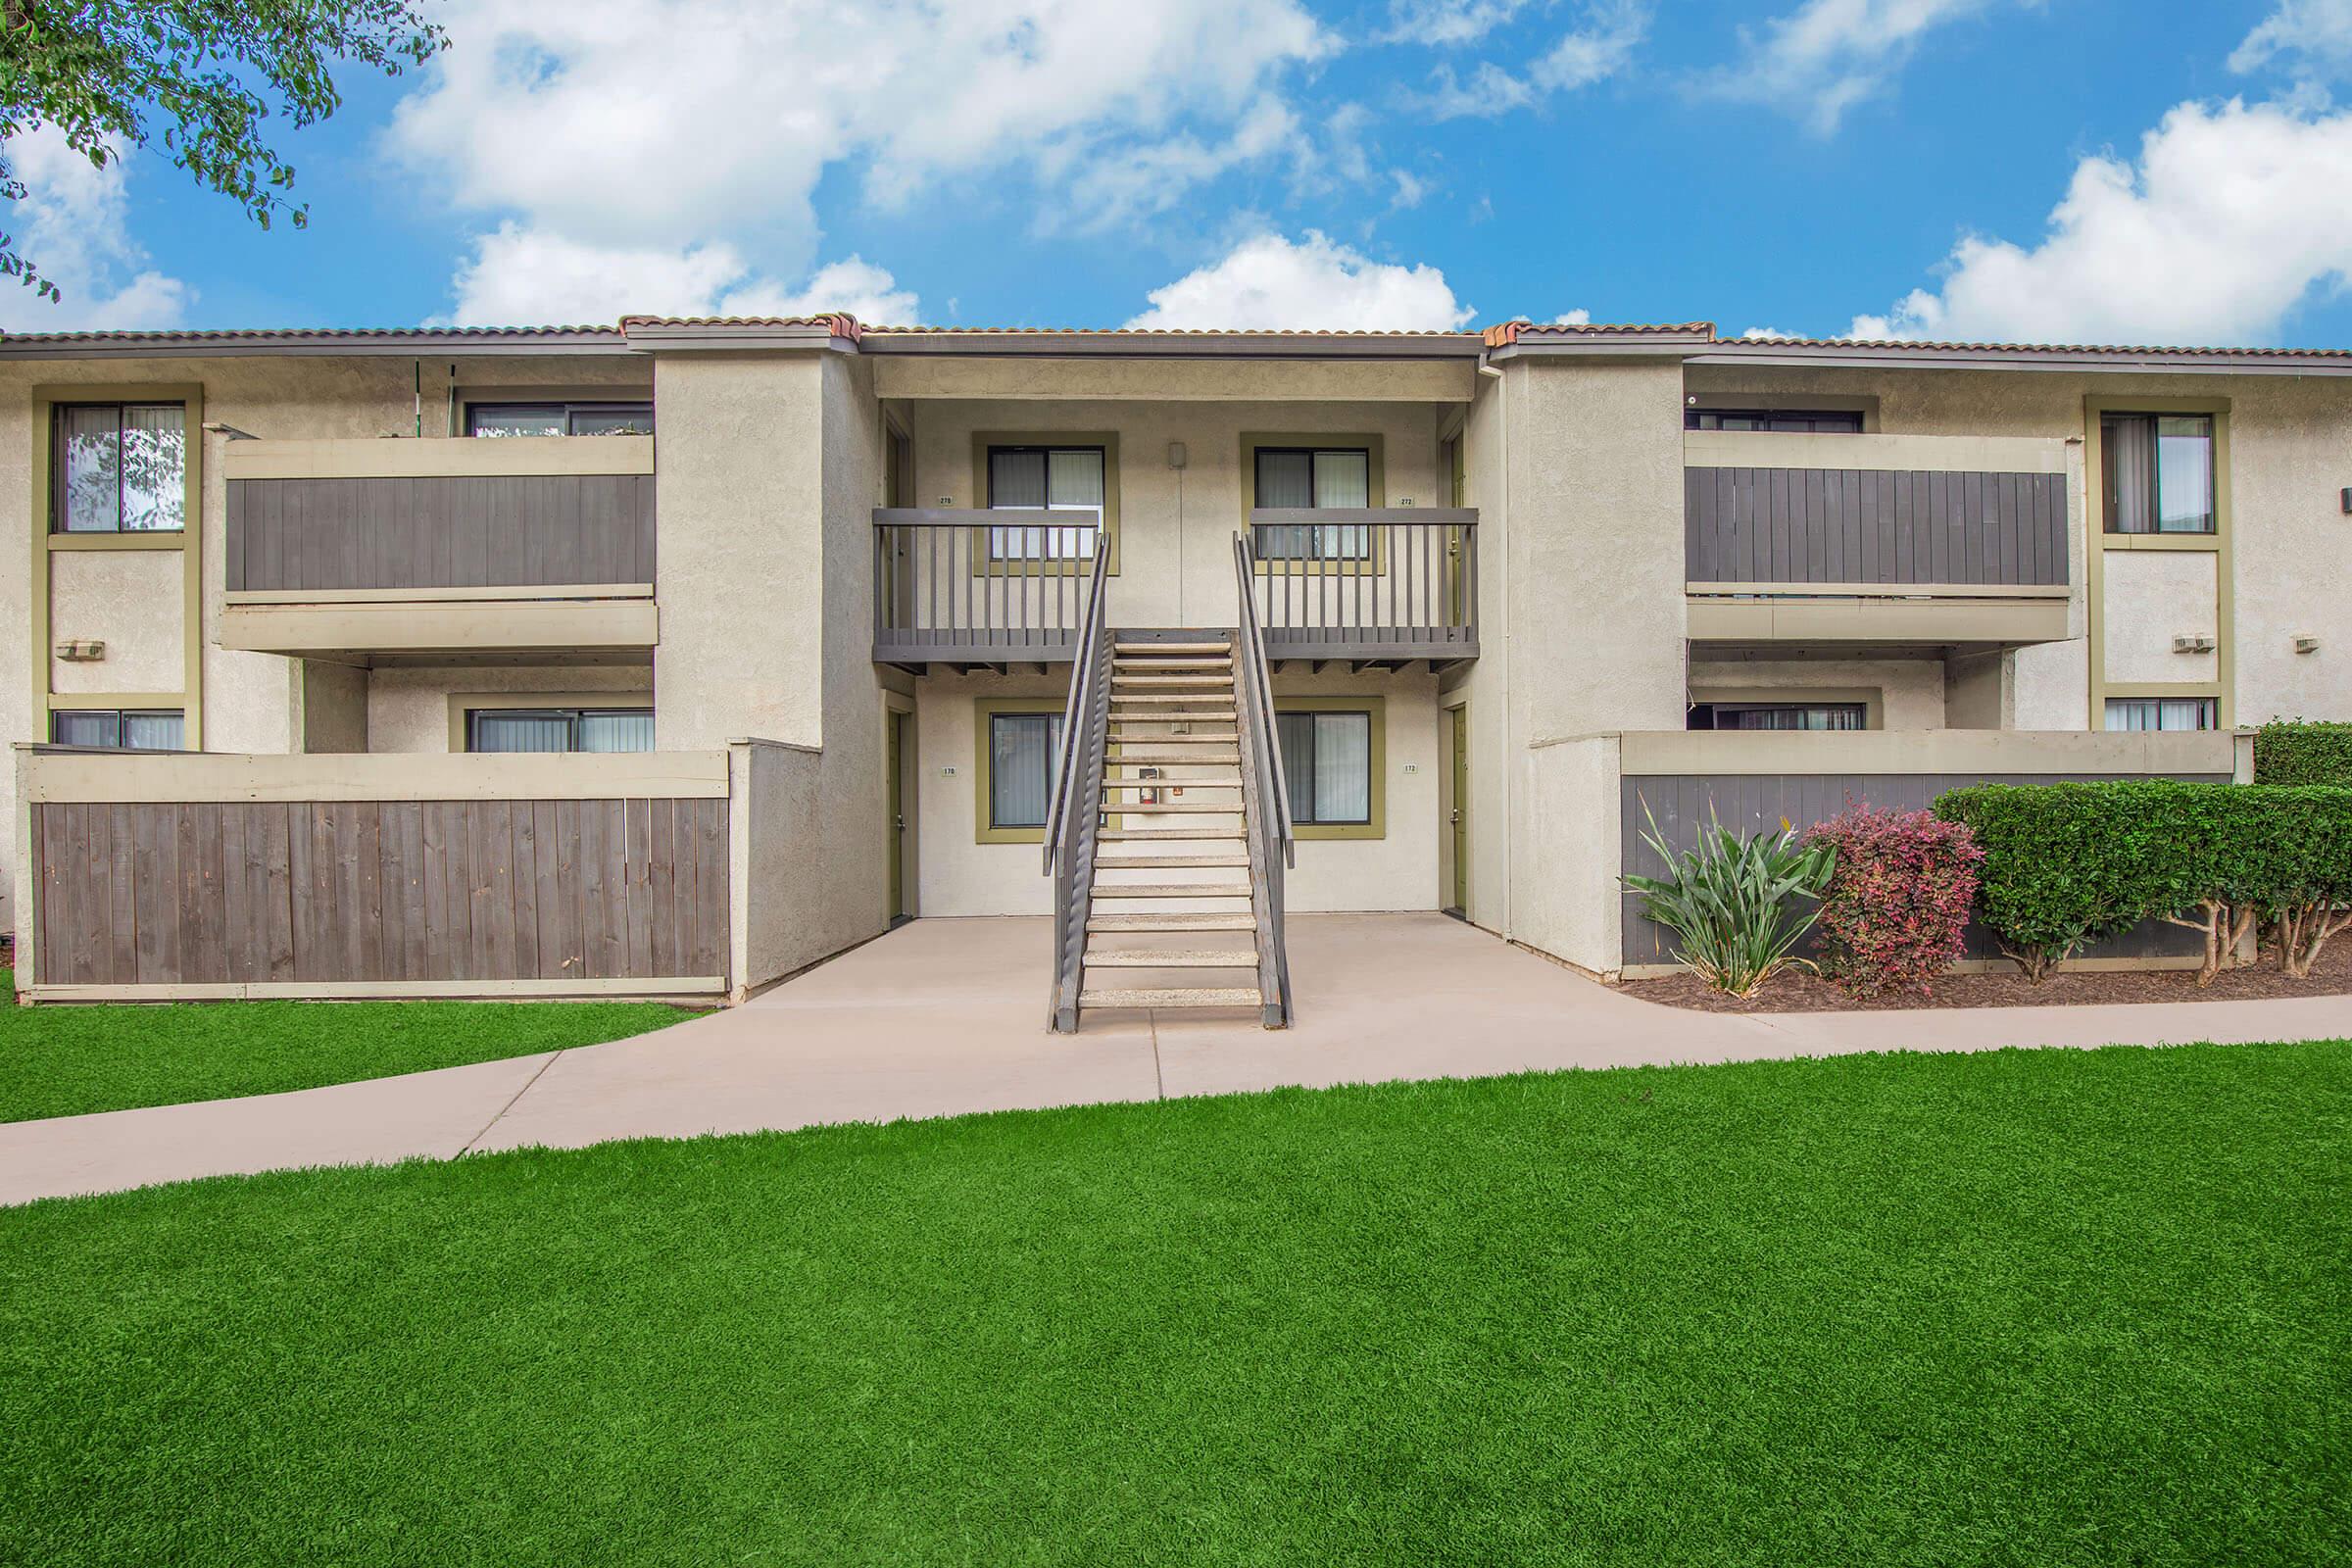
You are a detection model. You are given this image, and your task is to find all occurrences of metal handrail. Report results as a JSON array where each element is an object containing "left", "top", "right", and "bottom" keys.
[
  {"left": 1233, "top": 533, "right": 1295, "bottom": 868},
  {"left": 1042, "top": 536, "right": 1112, "bottom": 873}
]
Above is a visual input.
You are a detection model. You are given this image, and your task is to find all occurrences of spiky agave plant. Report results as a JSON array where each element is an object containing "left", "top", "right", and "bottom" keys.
[{"left": 1623, "top": 802, "right": 1837, "bottom": 998}]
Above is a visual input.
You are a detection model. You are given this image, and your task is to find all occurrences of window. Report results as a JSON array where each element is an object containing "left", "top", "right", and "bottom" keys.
[
  {"left": 467, "top": 402, "right": 655, "bottom": 437},
  {"left": 988, "top": 710, "right": 1064, "bottom": 830},
  {"left": 1253, "top": 446, "right": 1372, "bottom": 561},
  {"left": 52, "top": 403, "right": 186, "bottom": 532},
  {"left": 1276, "top": 709, "right": 1373, "bottom": 826},
  {"left": 50, "top": 709, "right": 184, "bottom": 750},
  {"left": 2103, "top": 697, "right": 2217, "bottom": 732},
  {"left": 1686, "top": 408, "right": 1864, "bottom": 433},
  {"left": 1687, "top": 702, "right": 1867, "bottom": 732},
  {"left": 466, "top": 708, "right": 655, "bottom": 753},
  {"left": 986, "top": 445, "right": 1103, "bottom": 561},
  {"left": 2102, "top": 414, "right": 2214, "bottom": 533}
]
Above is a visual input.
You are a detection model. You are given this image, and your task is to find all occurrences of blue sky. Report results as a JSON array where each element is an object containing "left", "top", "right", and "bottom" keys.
[{"left": 9, "top": 0, "right": 2352, "bottom": 345}]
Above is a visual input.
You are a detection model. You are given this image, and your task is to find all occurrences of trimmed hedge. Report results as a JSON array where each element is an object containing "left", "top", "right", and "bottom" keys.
[
  {"left": 2253, "top": 720, "right": 2352, "bottom": 786},
  {"left": 1934, "top": 780, "right": 2352, "bottom": 981}
]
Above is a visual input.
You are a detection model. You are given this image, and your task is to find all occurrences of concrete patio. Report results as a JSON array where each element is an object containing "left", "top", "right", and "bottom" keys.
[{"left": 7, "top": 911, "right": 2351, "bottom": 1204}]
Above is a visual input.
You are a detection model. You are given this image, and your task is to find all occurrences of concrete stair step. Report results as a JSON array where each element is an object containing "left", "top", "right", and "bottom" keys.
[
  {"left": 1084, "top": 948, "right": 1258, "bottom": 967},
  {"left": 1108, "top": 750, "right": 1241, "bottom": 763},
  {"left": 1111, "top": 801, "right": 1245, "bottom": 813},
  {"left": 1096, "top": 828, "right": 1246, "bottom": 842},
  {"left": 1088, "top": 883, "right": 1252, "bottom": 899},
  {"left": 1088, "top": 912, "right": 1257, "bottom": 932},
  {"left": 1103, "top": 780, "right": 1241, "bottom": 792},
  {"left": 1112, "top": 674, "right": 1230, "bottom": 687},
  {"left": 1094, "top": 854, "right": 1250, "bottom": 868},
  {"left": 1112, "top": 657, "right": 1232, "bottom": 669},
  {"left": 1080, "top": 987, "right": 1262, "bottom": 1008},
  {"left": 1111, "top": 692, "right": 1230, "bottom": 703},
  {"left": 1114, "top": 641, "right": 1231, "bottom": 655},
  {"left": 1109, "top": 713, "right": 1238, "bottom": 724}
]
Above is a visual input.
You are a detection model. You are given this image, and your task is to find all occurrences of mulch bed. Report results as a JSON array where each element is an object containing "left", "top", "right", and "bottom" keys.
[{"left": 1626, "top": 936, "right": 2352, "bottom": 1012}]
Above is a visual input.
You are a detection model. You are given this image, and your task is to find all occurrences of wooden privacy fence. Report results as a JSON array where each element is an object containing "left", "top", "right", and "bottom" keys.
[{"left": 16, "top": 751, "right": 731, "bottom": 1000}]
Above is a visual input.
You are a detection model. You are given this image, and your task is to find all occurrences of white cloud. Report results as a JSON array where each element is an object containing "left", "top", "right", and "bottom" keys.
[
  {"left": 2231, "top": 0, "right": 2352, "bottom": 81},
  {"left": 1402, "top": 2, "right": 1645, "bottom": 120},
  {"left": 1125, "top": 230, "right": 1474, "bottom": 330},
  {"left": 438, "top": 223, "right": 918, "bottom": 326},
  {"left": 0, "top": 126, "right": 190, "bottom": 330},
  {"left": 1847, "top": 98, "right": 2352, "bottom": 345},
  {"left": 1381, "top": 0, "right": 1528, "bottom": 47},
  {"left": 391, "top": 0, "right": 1333, "bottom": 319},
  {"left": 1740, "top": 325, "right": 1795, "bottom": 338},
  {"left": 1554, "top": 309, "right": 1592, "bottom": 324},
  {"left": 1709, "top": 0, "right": 2017, "bottom": 133}
]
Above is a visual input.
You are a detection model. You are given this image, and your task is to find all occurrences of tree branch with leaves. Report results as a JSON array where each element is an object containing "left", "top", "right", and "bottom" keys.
[{"left": 0, "top": 0, "right": 445, "bottom": 303}]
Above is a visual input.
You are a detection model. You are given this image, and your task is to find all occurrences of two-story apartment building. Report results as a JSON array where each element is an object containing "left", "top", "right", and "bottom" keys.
[{"left": 4, "top": 317, "right": 2346, "bottom": 1022}]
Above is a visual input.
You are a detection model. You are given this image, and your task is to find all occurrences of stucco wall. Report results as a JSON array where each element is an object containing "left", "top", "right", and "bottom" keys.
[
  {"left": 47, "top": 550, "right": 183, "bottom": 694},
  {"left": 0, "top": 350, "right": 649, "bottom": 925},
  {"left": 1687, "top": 656, "right": 1948, "bottom": 729},
  {"left": 1682, "top": 363, "right": 2352, "bottom": 726},
  {"left": 1517, "top": 734, "right": 1621, "bottom": 974},
  {"left": 366, "top": 663, "right": 656, "bottom": 753},
  {"left": 2102, "top": 551, "right": 2220, "bottom": 685},
  {"left": 298, "top": 662, "right": 370, "bottom": 753},
  {"left": 652, "top": 353, "right": 826, "bottom": 748},
  {"left": 899, "top": 397, "right": 1446, "bottom": 633},
  {"left": 908, "top": 665, "right": 1441, "bottom": 918}
]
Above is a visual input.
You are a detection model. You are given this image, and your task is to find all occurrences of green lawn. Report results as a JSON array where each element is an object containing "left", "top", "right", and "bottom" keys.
[
  {"left": 3, "top": 1042, "right": 2345, "bottom": 1566},
  {"left": 0, "top": 970, "right": 700, "bottom": 1121}
]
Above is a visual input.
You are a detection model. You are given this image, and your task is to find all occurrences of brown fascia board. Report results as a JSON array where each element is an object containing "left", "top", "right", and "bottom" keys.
[
  {"left": 1690, "top": 340, "right": 2352, "bottom": 376},
  {"left": 0, "top": 327, "right": 628, "bottom": 359},
  {"left": 856, "top": 329, "right": 1487, "bottom": 360}
]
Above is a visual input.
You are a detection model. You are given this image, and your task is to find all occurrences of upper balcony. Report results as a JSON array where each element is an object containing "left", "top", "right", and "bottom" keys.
[
  {"left": 1682, "top": 430, "right": 2074, "bottom": 651},
  {"left": 220, "top": 435, "right": 658, "bottom": 660},
  {"left": 871, "top": 508, "right": 1478, "bottom": 669}
]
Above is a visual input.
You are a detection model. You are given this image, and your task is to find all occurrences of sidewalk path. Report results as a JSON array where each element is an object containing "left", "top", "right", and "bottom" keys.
[{"left": 8, "top": 913, "right": 2348, "bottom": 1204}]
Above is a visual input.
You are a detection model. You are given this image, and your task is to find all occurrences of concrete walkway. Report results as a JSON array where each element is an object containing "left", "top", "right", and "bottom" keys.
[{"left": 7, "top": 912, "right": 2350, "bottom": 1204}]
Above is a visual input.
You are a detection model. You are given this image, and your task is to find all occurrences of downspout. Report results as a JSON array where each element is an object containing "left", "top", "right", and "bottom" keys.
[{"left": 1477, "top": 351, "right": 1514, "bottom": 941}]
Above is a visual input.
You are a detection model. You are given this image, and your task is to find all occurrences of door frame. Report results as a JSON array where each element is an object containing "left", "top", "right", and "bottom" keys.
[
  {"left": 884, "top": 696, "right": 916, "bottom": 923},
  {"left": 1442, "top": 699, "right": 1469, "bottom": 917}
]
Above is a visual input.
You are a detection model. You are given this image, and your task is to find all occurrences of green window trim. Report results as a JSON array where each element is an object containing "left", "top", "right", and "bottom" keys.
[
  {"left": 970, "top": 431, "right": 1120, "bottom": 575},
  {"left": 1241, "top": 431, "right": 1388, "bottom": 578},
  {"left": 1274, "top": 696, "right": 1386, "bottom": 841},
  {"left": 974, "top": 698, "right": 1069, "bottom": 845}
]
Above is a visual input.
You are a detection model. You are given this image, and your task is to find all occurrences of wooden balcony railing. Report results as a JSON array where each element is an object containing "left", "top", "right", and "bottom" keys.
[
  {"left": 1247, "top": 508, "right": 1478, "bottom": 663},
  {"left": 872, "top": 510, "right": 1102, "bottom": 665}
]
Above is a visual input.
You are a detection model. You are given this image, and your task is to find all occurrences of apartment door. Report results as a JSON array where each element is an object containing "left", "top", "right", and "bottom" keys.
[
  {"left": 886, "top": 709, "right": 912, "bottom": 923},
  {"left": 1446, "top": 705, "right": 1469, "bottom": 915}
]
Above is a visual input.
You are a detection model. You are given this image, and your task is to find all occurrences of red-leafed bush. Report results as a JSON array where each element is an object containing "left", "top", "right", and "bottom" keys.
[{"left": 1802, "top": 805, "right": 1984, "bottom": 997}]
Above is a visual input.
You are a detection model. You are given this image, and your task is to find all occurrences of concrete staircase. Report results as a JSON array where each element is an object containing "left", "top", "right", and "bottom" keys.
[{"left": 1078, "top": 633, "right": 1272, "bottom": 1014}]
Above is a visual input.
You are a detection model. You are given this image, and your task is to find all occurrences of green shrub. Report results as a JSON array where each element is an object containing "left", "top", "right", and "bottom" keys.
[
  {"left": 1935, "top": 781, "right": 2352, "bottom": 982},
  {"left": 2253, "top": 719, "right": 2352, "bottom": 786},
  {"left": 1623, "top": 804, "right": 1836, "bottom": 998}
]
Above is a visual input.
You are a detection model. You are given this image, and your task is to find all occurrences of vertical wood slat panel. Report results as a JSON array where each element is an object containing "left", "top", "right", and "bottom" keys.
[
  {"left": 26, "top": 794, "right": 725, "bottom": 989},
  {"left": 225, "top": 476, "right": 653, "bottom": 592},
  {"left": 1684, "top": 466, "right": 2071, "bottom": 586}
]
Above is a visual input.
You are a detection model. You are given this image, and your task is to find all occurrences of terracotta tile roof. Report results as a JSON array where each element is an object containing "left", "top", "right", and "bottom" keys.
[
  {"left": 618, "top": 314, "right": 860, "bottom": 339},
  {"left": 859, "top": 323, "right": 1482, "bottom": 337},
  {"left": 1484, "top": 319, "right": 1716, "bottom": 347},
  {"left": 1718, "top": 332, "right": 2352, "bottom": 360},
  {"left": 0, "top": 323, "right": 620, "bottom": 346}
]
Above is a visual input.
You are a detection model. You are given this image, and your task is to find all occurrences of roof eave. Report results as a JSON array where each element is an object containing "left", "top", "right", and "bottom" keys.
[
  {"left": 1692, "top": 343, "right": 2352, "bottom": 375},
  {"left": 857, "top": 331, "right": 1486, "bottom": 361},
  {"left": 0, "top": 329, "right": 629, "bottom": 360}
]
